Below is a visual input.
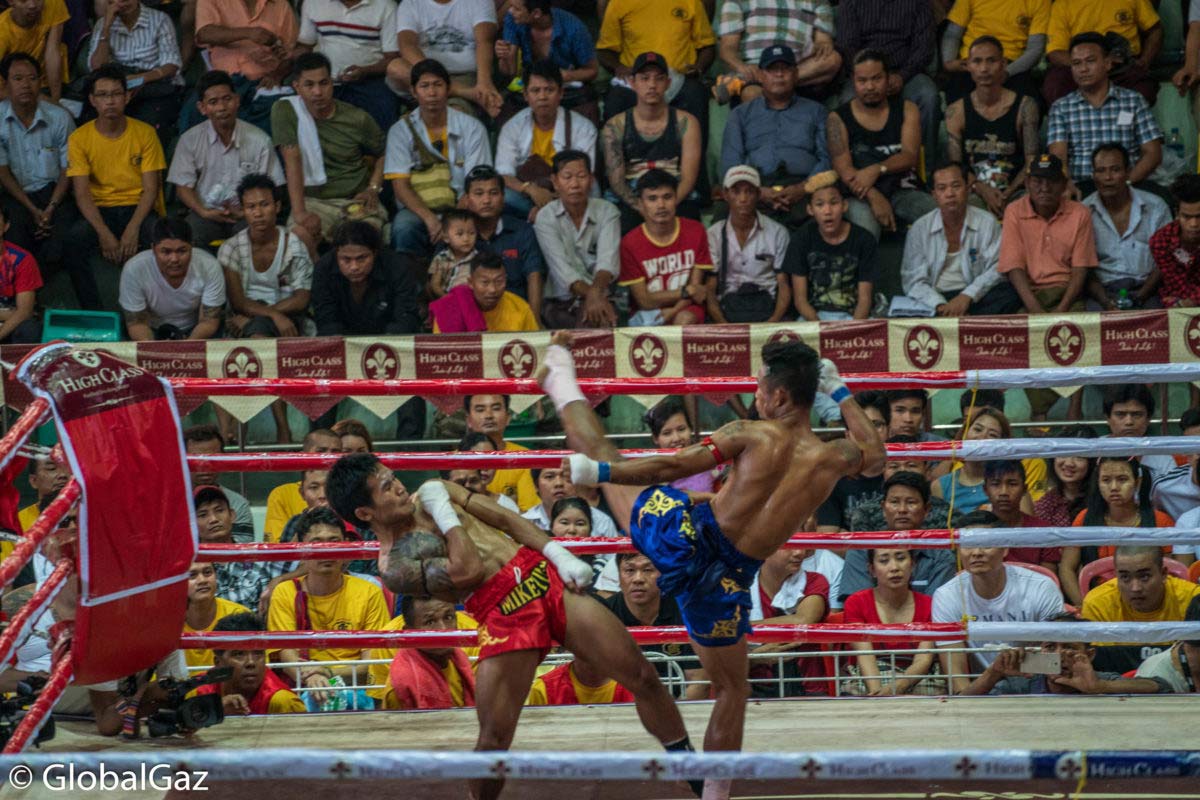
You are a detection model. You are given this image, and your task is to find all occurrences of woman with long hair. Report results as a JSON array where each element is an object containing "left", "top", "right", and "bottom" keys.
[
  {"left": 931, "top": 407, "right": 1033, "bottom": 515},
  {"left": 1034, "top": 428, "right": 1098, "bottom": 604},
  {"left": 842, "top": 549, "right": 936, "bottom": 695}
]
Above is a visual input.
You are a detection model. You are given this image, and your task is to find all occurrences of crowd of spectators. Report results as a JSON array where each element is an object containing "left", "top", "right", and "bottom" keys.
[{"left": 1, "top": 0, "right": 1200, "bottom": 721}]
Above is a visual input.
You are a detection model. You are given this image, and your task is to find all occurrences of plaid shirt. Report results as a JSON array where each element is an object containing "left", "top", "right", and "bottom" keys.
[
  {"left": 715, "top": 0, "right": 834, "bottom": 62},
  {"left": 215, "top": 560, "right": 289, "bottom": 610},
  {"left": 1149, "top": 221, "right": 1200, "bottom": 307},
  {"left": 1046, "top": 84, "right": 1162, "bottom": 182}
]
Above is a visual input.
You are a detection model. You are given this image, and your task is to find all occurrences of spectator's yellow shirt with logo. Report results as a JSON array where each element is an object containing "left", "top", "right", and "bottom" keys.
[
  {"left": 0, "top": 0, "right": 70, "bottom": 82},
  {"left": 66, "top": 118, "right": 166, "bottom": 211},
  {"left": 947, "top": 0, "right": 1050, "bottom": 62},
  {"left": 367, "top": 612, "right": 479, "bottom": 709},
  {"left": 184, "top": 597, "right": 251, "bottom": 668},
  {"left": 596, "top": 0, "right": 716, "bottom": 72},
  {"left": 267, "top": 574, "right": 390, "bottom": 662},
  {"left": 487, "top": 440, "right": 540, "bottom": 512},
  {"left": 1047, "top": 0, "right": 1158, "bottom": 55},
  {"left": 264, "top": 481, "right": 306, "bottom": 543},
  {"left": 1082, "top": 575, "right": 1200, "bottom": 646}
]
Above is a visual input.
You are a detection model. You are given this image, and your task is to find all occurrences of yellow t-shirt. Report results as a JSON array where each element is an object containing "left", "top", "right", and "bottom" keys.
[
  {"left": 1047, "top": 0, "right": 1158, "bottom": 55},
  {"left": 442, "top": 661, "right": 466, "bottom": 706},
  {"left": 184, "top": 597, "right": 252, "bottom": 668},
  {"left": 947, "top": 0, "right": 1050, "bottom": 62},
  {"left": 264, "top": 482, "right": 306, "bottom": 543},
  {"left": 4, "top": 503, "right": 39, "bottom": 562},
  {"left": 0, "top": 0, "right": 70, "bottom": 84},
  {"left": 487, "top": 441, "right": 540, "bottom": 512},
  {"left": 1082, "top": 575, "right": 1200, "bottom": 644},
  {"left": 267, "top": 574, "right": 390, "bottom": 662},
  {"left": 267, "top": 687, "right": 308, "bottom": 713},
  {"left": 66, "top": 118, "right": 167, "bottom": 210},
  {"left": 531, "top": 124, "right": 555, "bottom": 165},
  {"left": 367, "top": 611, "right": 479, "bottom": 709},
  {"left": 431, "top": 291, "right": 539, "bottom": 335},
  {"left": 527, "top": 664, "right": 620, "bottom": 705},
  {"left": 596, "top": 0, "right": 716, "bottom": 72}
]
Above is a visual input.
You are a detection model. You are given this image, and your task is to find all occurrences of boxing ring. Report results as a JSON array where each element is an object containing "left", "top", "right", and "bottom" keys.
[{"left": 0, "top": 342, "right": 1198, "bottom": 799}]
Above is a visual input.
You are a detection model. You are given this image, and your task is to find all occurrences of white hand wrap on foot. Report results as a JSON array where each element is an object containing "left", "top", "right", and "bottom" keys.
[
  {"left": 540, "top": 344, "right": 586, "bottom": 412},
  {"left": 542, "top": 541, "right": 594, "bottom": 591},
  {"left": 567, "top": 453, "right": 604, "bottom": 486},
  {"left": 416, "top": 481, "right": 461, "bottom": 534}
]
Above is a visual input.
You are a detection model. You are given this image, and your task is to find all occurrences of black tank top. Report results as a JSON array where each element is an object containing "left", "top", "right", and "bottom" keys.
[
  {"left": 622, "top": 108, "right": 681, "bottom": 187},
  {"left": 962, "top": 92, "right": 1023, "bottom": 191},
  {"left": 835, "top": 95, "right": 919, "bottom": 192}
]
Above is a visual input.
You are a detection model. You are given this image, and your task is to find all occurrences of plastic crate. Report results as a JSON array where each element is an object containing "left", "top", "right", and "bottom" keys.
[{"left": 40, "top": 309, "right": 122, "bottom": 343}]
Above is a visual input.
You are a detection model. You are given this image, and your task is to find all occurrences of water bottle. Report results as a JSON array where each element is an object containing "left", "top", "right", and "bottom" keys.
[
  {"left": 1169, "top": 128, "right": 1186, "bottom": 160},
  {"left": 1115, "top": 288, "right": 1134, "bottom": 310}
]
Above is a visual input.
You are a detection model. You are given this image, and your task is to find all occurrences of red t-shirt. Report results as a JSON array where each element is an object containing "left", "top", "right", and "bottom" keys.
[
  {"left": 0, "top": 241, "right": 42, "bottom": 302},
  {"left": 618, "top": 219, "right": 713, "bottom": 304},
  {"left": 841, "top": 588, "right": 933, "bottom": 662},
  {"left": 752, "top": 571, "right": 830, "bottom": 694},
  {"left": 1003, "top": 514, "right": 1062, "bottom": 565}
]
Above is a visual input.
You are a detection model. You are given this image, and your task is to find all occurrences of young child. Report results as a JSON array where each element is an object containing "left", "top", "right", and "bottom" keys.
[
  {"left": 783, "top": 181, "right": 877, "bottom": 321},
  {"left": 427, "top": 209, "right": 481, "bottom": 298}
]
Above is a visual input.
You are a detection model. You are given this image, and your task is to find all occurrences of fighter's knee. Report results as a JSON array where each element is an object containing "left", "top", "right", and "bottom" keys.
[
  {"left": 709, "top": 675, "right": 750, "bottom": 702},
  {"left": 475, "top": 727, "right": 514, "bottom": 752},
  {"left": 625, "top": 659, "right": 667, "bottom": 696}
]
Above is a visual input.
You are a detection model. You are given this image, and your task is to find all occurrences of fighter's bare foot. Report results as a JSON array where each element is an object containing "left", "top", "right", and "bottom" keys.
[
  {"left": 536, "top": 332, "right": 575, "bottom": 387},
  {"left": 538, "top": 333, "right": 585, "bottom": 411}
]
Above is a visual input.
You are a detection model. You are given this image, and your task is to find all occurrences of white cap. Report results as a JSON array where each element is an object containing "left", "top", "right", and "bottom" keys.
[{"left": 722, "top": 165, "right": 761, "bottom": 189}]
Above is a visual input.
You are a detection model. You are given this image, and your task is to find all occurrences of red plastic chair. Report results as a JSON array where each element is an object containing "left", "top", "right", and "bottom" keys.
[
  {"left": 1008, "top": 561, "right": 1061, "bottom": 589},
  {"left": 1078, "top": 556, "right": 1192, "bottom": 602}
]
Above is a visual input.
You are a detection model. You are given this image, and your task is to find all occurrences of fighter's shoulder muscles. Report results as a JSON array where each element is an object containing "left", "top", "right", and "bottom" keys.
[
  {"left": 380, "top": 531, "right": 453, "bottom": 596},
  {"left": 829, "top": 437, "right": 867, "bottom": 477}
]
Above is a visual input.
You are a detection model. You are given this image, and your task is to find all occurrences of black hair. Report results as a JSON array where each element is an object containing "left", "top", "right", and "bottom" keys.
[
  {"left": 1069, "top": 31, "right": 1111, "bottom": 55},
  {"left": 852, "top": 48, "right": 890, "bottom": 72},
  {"left": 886, "top": 389, "right": 928, "bottom": 409},
  {"left": 1102, "top": 384, "right": 1155, "bottom": 417},
  {"left": 643, "top": 397, "right": 689, "bottom": 439},
  {"left": 635, "top": 168, "right": 679, "bottom": 196},
  {"left": 552, "top": 148, "right": 591, "bottom": 174},
  {"left": 549, "top": 496, "right": 592, "bottom": 530},
  {"left": 293, "top": 506, "right": 345, "bottom": 542},
  {"left": 327, "top": 452, "right": 382, "bottom": 526},
  {"left": 929, "top": 160, "right": 968, "bottom": 183},
  {"left": 1181, "top": 407, "right": 1200, "bottom": 432},
  {"left": 760, "top": 339, "right": 820, "bottom": 409},
  {"left": 960, "top": 389, "right": 1005, "bottom": 414},
  {"left": 441, "top": 208, "right": 479, "bottom": 228},
  {"left": 293, "top": 51, "right": 333, "bottom": 80},
  {"left": 524, "top": 58, "right": 563, "bottom": 88},
  {"left": 968, "top": 35, "right": 1004, "bottom": 57},
  {"left": 882, "top": 470, "right": 930, "bottom": 504},
  {"left": 89, "top": 63, "right": 127, "bottom": 92},
  {"left": 183, "top": 424, "right": 225, "bottom": 447},
  {"left": 464, "top": 164, "right": 504, "bottom": 194},
  {"left": 469, "top": 251, "right": 506, "bottom": 275},
  {"left": 212, "top": 612, "right": 264, "bottom": 656},
  {"left": 332, "top": 220, "right": 382, "bottom": 253},
  {"left": 1091, "top": 142, "right": 1130, "bottom": 169},
  {"left": 855, "top": 390, "right": 891, "bottom": 425},
  {"left": 1043, "top": 427, "right": 1098, "bottom": 514},
  {"left": 523, "top": 0, "right": 553, "bottom": 12},
  {"left": 616, "top": 550, "right": 652, "bottom": 567},
  {"left": 984, "top": 459, "right": 1026, "bottom": 483},
  {"left": 400, "top": 594, "right": 451, "bottom": 626},
  {"left": 1172, "top": 173, "right": 1200, "bottom": 205},
  {"left": 411, "top": 58, "right": 451, "bottom": 87},
  {"left": 885, "top": 433, "right": 920, "bottom": 444},
  {"left": 1082, "top": 457, "right": 1155, "bottom": 527},
  {"left": 458, "top": 431, "right": 494, "bottom": 450},
  {"left": 151, "top": 217, "right": 193, "bottom": 247},
  {"left": 0, "top": 52, "right": 39, "bottom": 80},
  {"left": 196, "top": 70, "right": 236, "bottom": 100},
  {"left": 236, "top": 173, "right": 277, "bottom": 203},
  {"left": 956, "top": 509, "right": 1000, "bottom": 528}
]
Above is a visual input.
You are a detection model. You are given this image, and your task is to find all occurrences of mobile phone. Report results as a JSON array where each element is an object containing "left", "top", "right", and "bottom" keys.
[{"left": 1019, "top": 652, "right": 1061, "bottom": 674}]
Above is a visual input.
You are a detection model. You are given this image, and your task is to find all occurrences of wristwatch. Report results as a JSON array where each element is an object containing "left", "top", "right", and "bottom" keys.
[
  {"left": 879, "top": 164, "right": 889, "bottom": 175},
  {"left": 367, "top": 183, "right": 382, "bottom": 193}
]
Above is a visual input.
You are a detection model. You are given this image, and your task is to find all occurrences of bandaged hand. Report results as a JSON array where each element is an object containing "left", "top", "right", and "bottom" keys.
[
  {"left": 542, "top": 541, "right": 594, "bottom": 592},
  {"left": 565, "top": 453, "right": 608, "bottom": 486},
  {"left": 416, "top": 481, "right": 462, "bottom": 534},
  {"left": 539, "top": 343, "right": 586, "bottom": 412},
  {"left": 818, "top": 358, "right": 852, "bottom": 404}
]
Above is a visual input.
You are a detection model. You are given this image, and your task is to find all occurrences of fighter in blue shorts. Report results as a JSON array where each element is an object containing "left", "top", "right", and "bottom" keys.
[{"left": 538, "top": 331, "right": 886, "bottom": 799}]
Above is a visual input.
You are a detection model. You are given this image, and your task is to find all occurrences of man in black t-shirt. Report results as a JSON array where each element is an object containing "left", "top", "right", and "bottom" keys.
[
  {"left": 601, "top": 552, "right": 708, "bottom": 699},
  {"left": 783, "top": 182, "right": 877, "bottom": 321}
]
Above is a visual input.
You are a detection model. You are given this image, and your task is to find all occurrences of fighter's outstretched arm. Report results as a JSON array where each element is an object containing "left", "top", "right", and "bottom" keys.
[{"left": 567, "top": 420, "right": 754, "bottom": 487}]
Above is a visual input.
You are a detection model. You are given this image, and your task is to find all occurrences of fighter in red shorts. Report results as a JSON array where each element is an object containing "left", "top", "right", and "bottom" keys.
[{"left": 327, "top": 453, "right": 698, "bottom": 800}]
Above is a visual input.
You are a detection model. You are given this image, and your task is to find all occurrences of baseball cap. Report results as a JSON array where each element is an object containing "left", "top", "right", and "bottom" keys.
[
  {"left": 1028, "top": 153, "right": 1066, "bottom": 180},
  {"left": 631, "top": 52, "right": 669, "bottom": 75},
  {"left": 193, "top": 485, "right": 229, "bottom": 508},
  {"left": 723, "top": 165, "right": 761, "bottom": 189},
  {"left": 759, "top": 45, "right": 797, "bottom": 69}
]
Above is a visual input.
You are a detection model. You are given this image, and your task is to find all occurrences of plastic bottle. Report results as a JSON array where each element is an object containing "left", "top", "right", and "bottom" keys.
[
  {"left": 1115, "top": 288, "right": 1134, "bottom": 310},
  {"left": 1169, "top": 128, "right": 1186, "bottom": 160}
]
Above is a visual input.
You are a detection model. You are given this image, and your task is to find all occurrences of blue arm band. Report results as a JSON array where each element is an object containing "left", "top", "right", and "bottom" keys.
[
  {"left": 598, "top": 462, "right": 611, "bottom": 482},
  {"left": 831, "top": 385, "right": 852, "bottom": 404}
]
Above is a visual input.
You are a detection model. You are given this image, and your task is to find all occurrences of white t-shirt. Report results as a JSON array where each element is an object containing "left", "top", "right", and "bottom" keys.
[
  {"left": 1135, "top": 646, "right": 1189, "bottom": 693},
  {"left": 932, "top": 565, "right": 1064, "bottom": 668},
  {"left": 803, "top": 548, "right": 844, "bottom": 611},
  {"left": 1172, "top": 506, "right": 1200, "bottom": 559},
  {"left": 118, "top": 249, "right": 227, "bottom": 331},
  {"left": 391, "top": 0, "right": 495, "bottom": 74},
  {"left": 1153, "top": 464, "right": 1200, "bottom": 521}
]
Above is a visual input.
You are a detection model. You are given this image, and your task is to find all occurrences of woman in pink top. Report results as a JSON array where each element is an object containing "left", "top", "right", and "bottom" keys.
[{"left": 842, "top": 548, "right": 936, "bottom": 695}]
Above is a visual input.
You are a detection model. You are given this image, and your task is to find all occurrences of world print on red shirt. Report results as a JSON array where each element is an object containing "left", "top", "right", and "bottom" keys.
[{"left": 617, "top": 219, "right": 713, "bottom": 304}]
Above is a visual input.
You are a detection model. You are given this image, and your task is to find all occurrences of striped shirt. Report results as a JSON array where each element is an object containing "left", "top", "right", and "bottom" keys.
[
  {"left": 715, "top": 0, "right": 834, "bottom": 63},
  {"left": 835, "top": 0, "right": 934, "bottom": 81},
  {"left": 87, "top": 3, "right": 180, "bottom": 73},
  {"left": 298, "top": 0, "right": 398, "bottom": 79},
  {"left": 1046, "top": 83, "right": 1163, "bottom": 182}
]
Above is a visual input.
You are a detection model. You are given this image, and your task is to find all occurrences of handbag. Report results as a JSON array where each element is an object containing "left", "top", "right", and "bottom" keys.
[
  {"left": 716, "top": 222, "right": 777, "bottom": 323},
  {"left": 404, "top": 114, "right": 457, "bottom": 212},
  {"left": 515, "top": 110, "right": 572, "bottom": 191}
]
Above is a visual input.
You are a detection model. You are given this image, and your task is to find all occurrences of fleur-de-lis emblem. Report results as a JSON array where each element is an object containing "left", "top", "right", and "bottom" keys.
[
  {"left": 365, "top": 348, "right": 395, "bottom": 379},
  {"left": 224, "top": 347, "right": 261, "bottom": 378},
  {"left": 1046, "top": 323, "right": 1083, "bottom": 365},
  {"left": 499, "top": 341, "right": 534, "bottom": 378},
  {"left": 629, "top": 334, "right": 666, "bottom": 376},
  {"left": 905, "top": 326, "right": 942, "bottom": 367},
  {"left": 1188, "top": 317, "right": 1200, "bottom": 358},
  {"left": 71, "top": 351, "right": 101, "bottom": 368}
]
